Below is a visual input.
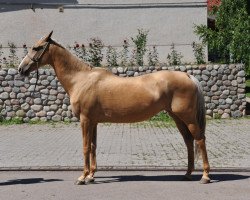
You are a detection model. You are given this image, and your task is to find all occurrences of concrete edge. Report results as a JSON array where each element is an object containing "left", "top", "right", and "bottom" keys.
[{"left": 1, "top": 166, "right": 250, "bottom": 172}]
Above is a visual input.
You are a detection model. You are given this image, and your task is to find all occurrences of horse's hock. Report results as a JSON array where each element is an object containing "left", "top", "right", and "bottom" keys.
[{"left": 0, "top": 64, "right": 246, "bottom": 122}]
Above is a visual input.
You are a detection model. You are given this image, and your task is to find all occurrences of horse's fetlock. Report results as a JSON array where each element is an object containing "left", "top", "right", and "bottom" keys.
[{"left": 91, "top": 144, "right": 96, "bottom": 150}]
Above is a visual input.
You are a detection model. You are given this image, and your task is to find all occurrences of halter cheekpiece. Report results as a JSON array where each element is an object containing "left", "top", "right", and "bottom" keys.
[{"left": 27, "top": 41, "right": 50, "bottom": 96}]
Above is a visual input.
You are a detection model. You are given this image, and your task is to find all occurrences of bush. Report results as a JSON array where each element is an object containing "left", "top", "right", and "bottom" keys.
[
  {"left": 148, "top": 46, "right": 159, "bottom": 66},
  {"left": 131, "top": 29, "right": 148, "bottom": 66},
  {"left": 192, "top": 42, "right": 206, "bottom": 64},
  {"left": 106, "top": 46, "right": 118, "bottom": 67},
  {"left": 88, "top": 38, "right": 104, "bottom": 67},
  {"left": 167, "top": 43, "right": 183, "bottom": 65},
  {"left": 120, "top": 39, "right": 129, "bottom": 67}
]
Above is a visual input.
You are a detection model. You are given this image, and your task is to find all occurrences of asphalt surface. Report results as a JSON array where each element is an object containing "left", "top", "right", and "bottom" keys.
[
  {"left": 0, "top": 171, "right": 249, "bottom": 200},
  {"left": 0, "top": 119, "right": 249, "bottom": 171}
]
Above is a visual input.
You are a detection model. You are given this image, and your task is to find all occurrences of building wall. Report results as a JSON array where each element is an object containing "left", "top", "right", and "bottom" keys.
[{"left": 0, "top": 0, "right": 207, "bottom": 63}]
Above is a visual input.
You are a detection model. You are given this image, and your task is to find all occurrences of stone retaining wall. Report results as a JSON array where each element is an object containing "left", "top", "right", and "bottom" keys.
[{"left": 0, "top": 64, "right": 246, "bottom": 122}]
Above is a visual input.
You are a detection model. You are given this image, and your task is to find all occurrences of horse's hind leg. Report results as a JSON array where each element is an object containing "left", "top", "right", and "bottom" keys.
[
  {"left": 186, "top": 123, "right": 210, "bottom": 184},
  {"left": 75, "top": 117, "right": 94, "bottom": 185},
  {"left": 168, "top": 112, "right": 194, "bottom": 181}
]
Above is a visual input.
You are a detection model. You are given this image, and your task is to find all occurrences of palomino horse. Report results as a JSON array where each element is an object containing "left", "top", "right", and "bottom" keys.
[{"left": 18, "top": 32, "right": 210, "bottom": 184}]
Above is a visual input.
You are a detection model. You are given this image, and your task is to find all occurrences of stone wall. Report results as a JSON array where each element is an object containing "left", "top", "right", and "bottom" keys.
[{"left": 0, "top": 64, "right": 246, "bottom": 122}]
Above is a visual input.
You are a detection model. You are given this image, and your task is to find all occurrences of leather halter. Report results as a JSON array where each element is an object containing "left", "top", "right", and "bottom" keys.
[
  {"left": 27, "top": 41, "right": 50, "bottom": 96},
  {"left": 27, "top": 41, "right": 50, "bottom": 63}
]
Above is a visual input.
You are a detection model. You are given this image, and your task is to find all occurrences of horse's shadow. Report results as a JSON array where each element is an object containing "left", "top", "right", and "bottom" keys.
[
  {"left": 94, "top": 173, "right": 250, "bottom": 184},
  {"left": 0, "top": 178, "right": 63, "bottom": 186}
]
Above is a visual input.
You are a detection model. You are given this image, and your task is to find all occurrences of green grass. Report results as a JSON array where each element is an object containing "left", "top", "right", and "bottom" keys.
[
  {"left": 0, "top": 117, "right": 24, "bottom": 125},
  {"left": 150, "top": 111, "right": 172, "bottom": 122},
  {"left": 0, "top": 112, "right": 174, "bottom": 127},
  {"left": 0, "top": 117, "right": 73, "bottom": 126},
  {"left": 246, "top": 79, "right": 250, "bottom": 98},
  {"left": 149, "top": 112, "right": 175, "bottom": 127},
  {"left": 1, "top": 111, "right": 248, "bottom": 127}
]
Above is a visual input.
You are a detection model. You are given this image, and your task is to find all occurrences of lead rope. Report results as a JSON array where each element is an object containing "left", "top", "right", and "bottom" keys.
[{"left": 31, "top": 62, "right": 39, "bottom": 97}]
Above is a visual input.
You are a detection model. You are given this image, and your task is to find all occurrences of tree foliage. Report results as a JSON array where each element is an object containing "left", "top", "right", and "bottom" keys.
[{"left": 194, "top": 0, "right": 250, "bottom": 74}]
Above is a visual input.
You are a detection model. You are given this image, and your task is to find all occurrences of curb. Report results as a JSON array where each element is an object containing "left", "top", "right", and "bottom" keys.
[{"left": 1, "top": 166, "right": 250, "bottom": 172}]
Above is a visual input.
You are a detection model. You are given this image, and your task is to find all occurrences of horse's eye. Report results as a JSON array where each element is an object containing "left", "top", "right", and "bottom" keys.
[{"left": 32, "top": 46, "right": 42, "bottom": 51}]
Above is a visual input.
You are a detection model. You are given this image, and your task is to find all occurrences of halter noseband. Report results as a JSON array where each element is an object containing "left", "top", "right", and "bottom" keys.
[{"left": 27, "top": 41, "right": 50, "bottom": 96}]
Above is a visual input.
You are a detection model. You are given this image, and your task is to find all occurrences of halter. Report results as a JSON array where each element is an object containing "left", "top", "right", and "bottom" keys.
[
  {"left": 27, "top": 41, "right": 50, "bottom": 96},
  {"left": 27, "top": 41, "right": 50, "bottom": 63}
]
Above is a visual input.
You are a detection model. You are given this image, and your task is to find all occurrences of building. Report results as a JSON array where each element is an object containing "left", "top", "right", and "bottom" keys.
[{"left": 0, "top": 0, "right": 207, "bottom": 65}]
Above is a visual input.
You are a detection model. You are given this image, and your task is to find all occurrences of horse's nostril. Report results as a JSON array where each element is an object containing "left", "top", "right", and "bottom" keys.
[{"left": 18, "top": 68, "right": 22, "bottom": 73}]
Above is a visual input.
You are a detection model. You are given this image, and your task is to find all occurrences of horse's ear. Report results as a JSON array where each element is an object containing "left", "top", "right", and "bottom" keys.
[{"left": 44, "top": 31, "right": 53, "bottom": 41}]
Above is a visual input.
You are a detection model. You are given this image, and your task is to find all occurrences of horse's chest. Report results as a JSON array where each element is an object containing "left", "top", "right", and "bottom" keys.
[{"left": 70, "top": 94, "right": 97, "bottom": 117}]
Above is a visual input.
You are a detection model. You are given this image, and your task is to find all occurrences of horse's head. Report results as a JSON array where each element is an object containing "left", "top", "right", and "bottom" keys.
[{"left": 18, "top": 31, "right": 53, "bottom": 76}]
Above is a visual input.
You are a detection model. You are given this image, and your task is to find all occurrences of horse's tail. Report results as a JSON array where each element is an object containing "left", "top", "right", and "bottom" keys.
[{"left": 189, "top": 75, "right": 206, "bottom": 162}]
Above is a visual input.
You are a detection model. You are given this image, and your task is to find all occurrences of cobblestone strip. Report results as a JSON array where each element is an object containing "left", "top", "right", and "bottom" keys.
[{"left": 0, "top": 119, "right": 249, "bottom": 170}]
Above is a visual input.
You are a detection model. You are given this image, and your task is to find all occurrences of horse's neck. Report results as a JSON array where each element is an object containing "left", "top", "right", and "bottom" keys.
[{"left": 49, "top": 44, "right": 91, "bottom": 95}]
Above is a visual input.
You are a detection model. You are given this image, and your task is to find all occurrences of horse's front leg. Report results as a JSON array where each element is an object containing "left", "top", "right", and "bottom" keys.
[
  {"left": 75, "top": 118, "right": 93, "bottom": 185},
  {"left": 85, "top": 124, "right": 97, "bottom": 183},
  {"left": 85, "top": 123, "right": 97, "bottom": 183}
]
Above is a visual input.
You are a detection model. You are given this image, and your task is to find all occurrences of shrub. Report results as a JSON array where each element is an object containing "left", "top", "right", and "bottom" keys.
[
  {"left": 88, "top": 38, "right": 104, "bottom": 67},
  {"left": 148, "top": 46, "right": 159, "bottom": 66},
  {"left": 131, "top": 29, "right": 148, "bottom": 66},
  {"left": 120, "top": 39, "right": 129, "bottom": 67},
  {"left": 8, "top": 42, "right": 19, "bottom": 68},
  {"left": 167, "top": 43, "right": 183, "bottom": 65},
  {"left": 72, "top": 42, "right": 89, "bottom": 61},
  {"left": 106, "top": 46, "right": 118, "bottom": 67},
  {"left": 192, "top": 42, "right": 206, "bottom": 64}
]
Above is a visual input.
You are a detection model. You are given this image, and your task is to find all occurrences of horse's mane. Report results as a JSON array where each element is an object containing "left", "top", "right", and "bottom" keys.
[
  {"left": 50, "top": 38, "right": 66, "bottom": 50},
  {"left": 49, "top": 38, "right": 113, "bottom": 75},
  {"left": 49, "top": 38, "right": 96, "bottom": 72}
]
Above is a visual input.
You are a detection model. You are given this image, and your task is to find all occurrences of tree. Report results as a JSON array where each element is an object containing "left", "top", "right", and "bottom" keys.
[{"left": 194, "top": 0, "right": 250, "bottom": 74}]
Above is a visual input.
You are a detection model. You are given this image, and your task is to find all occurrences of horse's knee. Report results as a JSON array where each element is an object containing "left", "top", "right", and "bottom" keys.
[{"left": 195, "top": 137, "right": 206, "bottom": 147}]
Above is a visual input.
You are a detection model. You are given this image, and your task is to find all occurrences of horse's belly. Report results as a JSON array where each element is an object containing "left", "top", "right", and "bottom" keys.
[
  {"left": 95, "top": 81, "right": 169, "bottom": 122},
  {"left": 97, "top": 101, "right": 165, "bottom": 123}
]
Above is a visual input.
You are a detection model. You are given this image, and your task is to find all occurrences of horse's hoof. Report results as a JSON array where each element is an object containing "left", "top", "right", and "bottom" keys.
[
  {"left": 200, "top": 177, "right": 211, "bottom": 184},
  {"left": 74, "top": 180, "right": 85, "bottom": 185},
  {"left": 85, "top": 176, "right": 95, "bottom": 184},
  {"left": 182, "top": 175, "right": 192, "bottom": 181}
]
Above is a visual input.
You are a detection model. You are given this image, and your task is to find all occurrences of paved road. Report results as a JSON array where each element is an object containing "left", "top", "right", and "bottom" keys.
[
  {"left": 0, "top": 171, "right": 249, "bottom": 200},
  {"left": 0, "top": 119, "right": 250, "bottom": 170}
]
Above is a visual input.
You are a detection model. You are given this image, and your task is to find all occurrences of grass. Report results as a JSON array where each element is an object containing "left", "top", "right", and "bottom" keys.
[
  {"left": 150, "top": 111, "right": 172, "bottom": 122},
  {"left": 0, "top": 112, "right": 174, "bottom": 127},
  {"left": 246, "top": 79, "right": 250, "bottom": 98},
  {"left": 0, "top": 117, "right": 71, "bottom": 127},
  {"left": 0, "top": 117, "right": 24, "bottom": 125},
  {"left": 0, "top": 112, "right": 248, "bottom": 126},
  {"left": 149, "top": 111, "right": 175, "bottom": 127}
]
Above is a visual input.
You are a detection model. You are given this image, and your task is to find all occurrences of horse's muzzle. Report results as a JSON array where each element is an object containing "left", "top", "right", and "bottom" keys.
[{"left": 18, "top": 66, "right": 30, "bottom": 77}]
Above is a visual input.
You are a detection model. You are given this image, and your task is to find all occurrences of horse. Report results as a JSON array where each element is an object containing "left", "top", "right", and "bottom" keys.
[{"left": 18, "top": 31, "right": 210, "bottom": 184}]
